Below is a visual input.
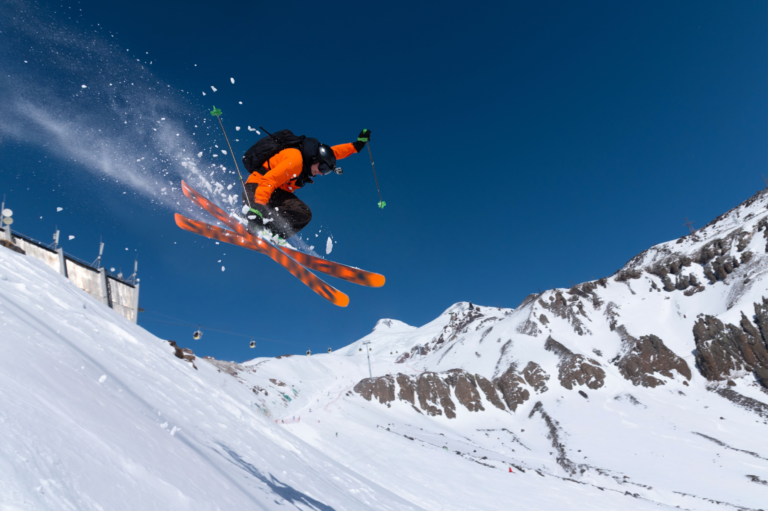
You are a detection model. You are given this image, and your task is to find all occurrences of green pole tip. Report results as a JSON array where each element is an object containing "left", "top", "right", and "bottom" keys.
[
  {"left": 210, "top": 105, "right": 222, "bottom": 117},
  {"left": 378, "top": 200, "right": 386, "bottom": 209}
]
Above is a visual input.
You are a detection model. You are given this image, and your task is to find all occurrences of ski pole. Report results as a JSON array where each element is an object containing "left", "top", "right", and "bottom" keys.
[
  {"left": 210, "top": 105, "right": 254, "bottom": 210},
  {"left": 366, "top": 141, "right": 386, "bottom": 209}
]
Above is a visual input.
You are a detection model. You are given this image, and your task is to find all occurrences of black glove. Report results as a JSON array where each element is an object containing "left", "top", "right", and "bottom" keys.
[
  {"left": 353, "top": 129, "right": 371, "bottom": 152},
  {"left": 244, "top": 203, "right": 269, "bottom": 230}
]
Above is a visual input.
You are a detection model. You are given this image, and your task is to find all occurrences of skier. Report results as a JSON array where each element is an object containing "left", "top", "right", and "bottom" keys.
[{"left": 242, "top": 129, "right": 372, "bottom": 239}]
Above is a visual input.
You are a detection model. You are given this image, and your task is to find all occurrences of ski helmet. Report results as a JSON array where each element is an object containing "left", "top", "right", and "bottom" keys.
[{"left": 315, "top": 144, "right": 337, "bottom": 175}]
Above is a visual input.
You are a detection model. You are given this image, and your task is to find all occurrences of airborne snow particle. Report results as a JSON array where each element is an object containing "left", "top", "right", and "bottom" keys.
[
  {"left": 202, "top": 92, "right": 206, "bottom": 96},
  {"left": 221, "top": 266, "right": 225, "bottom": 272},
  {"left": 235, "top": 126, "right": 241, "bottom": 131},
  {"left": 68, "top": 235, "right": 75, "bottom": 240},
  {"left": 247, "top": 126, "right": 257, "bottom": 132},
  {"left": 81, "top": 84, "right": 87, "bottom": 88},
  {"left": 210, "top": 86, "right": 217, "bottom": 92},
  {"left": 326, "top": 237, "right": 333, "bottom": 255},
  {"left": 110, "top": 267, "right": 115, "bottom": 272},
  {"left": 238, "top": 101, "right": 243, "bottom": 105},
  {"left": 99, "top": 375, "right": 107, "bottom": 383},
  {"left": 197, "top": 152, "right": 203, "bottom": 158},
  {"left": 230, "top": 78, "right": 235, "bottom": 84},
  {"left": 56, "top": 207, "right": 63, "bottom": 212},
  {"left": 221, "top": 150, "right": 227, "bottom": 155}
]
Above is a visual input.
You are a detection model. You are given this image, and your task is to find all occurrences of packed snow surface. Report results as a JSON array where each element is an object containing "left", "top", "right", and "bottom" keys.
[{"left": 0, "top": 250, "right": 417, "bottom": 510}]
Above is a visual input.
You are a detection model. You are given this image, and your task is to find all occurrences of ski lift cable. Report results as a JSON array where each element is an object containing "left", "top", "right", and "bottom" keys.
[
  {"left": 141, "top": 311, "right": 306, "bottom": 346},
  {"left": 141, "top": 318, "right": 303, "bottom": 347}
]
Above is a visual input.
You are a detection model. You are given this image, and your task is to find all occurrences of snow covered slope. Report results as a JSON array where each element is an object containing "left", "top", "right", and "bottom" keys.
[
  {"left": 3, "top": 188, "right": 768, "bottom": 510},
  {"left": 231, "top": 190, "right": 768, "bottom": 511},
  {"left": 0, "top": 249, "right": 419, "bottom": 510}
]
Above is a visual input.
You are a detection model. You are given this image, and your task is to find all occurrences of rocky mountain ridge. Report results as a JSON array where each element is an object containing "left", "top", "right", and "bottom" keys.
[{"left": 346, "top": 189, "right": 768, "bottom": 423}]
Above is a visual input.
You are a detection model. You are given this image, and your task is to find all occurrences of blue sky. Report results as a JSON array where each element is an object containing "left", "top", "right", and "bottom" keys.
[{"left": 1, "top": 0, "right": 766, "bottom": 362}]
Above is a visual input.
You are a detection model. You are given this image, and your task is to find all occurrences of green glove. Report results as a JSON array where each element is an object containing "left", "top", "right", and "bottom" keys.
[{"left": 357, "top": 129, "right": 371, "bottom": 142}]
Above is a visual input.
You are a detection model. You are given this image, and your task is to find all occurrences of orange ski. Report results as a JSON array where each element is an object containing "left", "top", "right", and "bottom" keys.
[
  {"left": 178, "top": 181, "right": 349, "bottom": 307},
  {"left": 175, "top": 214, "right": 384, "bottom": 288}
]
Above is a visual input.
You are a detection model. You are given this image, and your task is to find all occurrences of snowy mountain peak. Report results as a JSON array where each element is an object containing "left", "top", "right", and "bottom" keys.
[
  {"left": 372, "top": 318, "right": 415, "bottom": 333},
  {"left": 621, "top": 188, "right": 768, "bottom": 275}
]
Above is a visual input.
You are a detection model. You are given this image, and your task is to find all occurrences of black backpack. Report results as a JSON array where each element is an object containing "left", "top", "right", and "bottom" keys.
[{"left": 242, "top": 129, "right": 306, "bottom": 175}]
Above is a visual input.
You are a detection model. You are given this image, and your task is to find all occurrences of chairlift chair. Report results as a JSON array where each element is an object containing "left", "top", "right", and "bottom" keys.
[
  {"left": 250, "top": 340, "right": 256, "bottom": 348},
  {"left": 306, "top": 349, "right": 312, "bottom": 356},
  {"left": 327, "top": 347, "right": 332, "bottom": 353},
  {"left": 193, "top": 326, "right": 203, "bottom": 340}
]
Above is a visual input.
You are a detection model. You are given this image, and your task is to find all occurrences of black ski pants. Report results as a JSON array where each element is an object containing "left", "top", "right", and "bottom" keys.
[{"left": 243, "top": 182, "right": 312, "bottom": 239}]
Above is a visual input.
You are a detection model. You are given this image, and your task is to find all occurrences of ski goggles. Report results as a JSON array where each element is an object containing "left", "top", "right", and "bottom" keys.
[{"left": 318, "top": 163, "right": 343, "bottom": 175}]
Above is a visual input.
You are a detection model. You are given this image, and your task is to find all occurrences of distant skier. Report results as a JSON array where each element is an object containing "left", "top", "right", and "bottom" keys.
[{"left": 241, "top": 129, "right": 372, "bottom": 239}]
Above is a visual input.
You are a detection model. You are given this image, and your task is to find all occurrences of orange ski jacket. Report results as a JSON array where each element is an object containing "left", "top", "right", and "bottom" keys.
[{"left": 245, "top": 143, "right": 359, "bottom": 205}]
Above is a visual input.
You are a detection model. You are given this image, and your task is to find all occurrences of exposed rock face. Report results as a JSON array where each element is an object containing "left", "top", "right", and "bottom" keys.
[
  {"left": 354, "top": 375, "right": 396, "bottom": 406},
  {"left": 614, "top": 268, "right": 642, "bottom": 282},
  {"left": 355, "top": 361, "right": 548, "bottom": 417},
  {"left": 516, "top": 319, "right": 541, "bottom": 336},
  {"left": 545, "top": 337, "right": 605, "bottom": 390},
  {"left": 494, "top": 365, "right": 530, "bottom": 412},
  {"left": 538, "top": 292, "right": 591, "bottom": 336},
  {"left": 753, "top": 297, "right": 768, "bottom": 346},
  {"left": 356, "top": 369, "right": 516, "bottom": 418},
  {"left": 445, "top": 370, "right": 484, "bottom": 412},
  {"left": 613, "top": 327, "right": 691, "bottom": 387},
  {"left": 416, "top": 373, "right": 456, "bottom": 418},
  {"left": 528, "top": 401, "right": 582, "bottom": 476},
  {"left": 567, "top": 281, "right": 603, "bottom": 309},
  {"left": 395, "top": 352, "right": 410, "bottom": 363},
  {"left": 168, "top": 340, "right": 197, "bottom": 369},
  {"left": 693, "top": 311, "right": 768, "bottom": 385},
  {"left": 522, "top": 362, "right": 550, "bottom": 394},
  {"left": 476, "top": 374, "right": 506, "bottom": 410},
  {"left": 604, "top": 302, "right": 620, "bottom": 331},
  {"left": 396, "top": 374, "right": 416, "bottom": 405}
]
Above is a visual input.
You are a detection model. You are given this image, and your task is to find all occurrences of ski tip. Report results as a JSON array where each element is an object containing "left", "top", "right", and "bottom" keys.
[
  {"left": 323, "top": 290, "right": 350, "bottom": 307},
  {"left": 369, "top": 274, "right": 386, "bottom": 288}
]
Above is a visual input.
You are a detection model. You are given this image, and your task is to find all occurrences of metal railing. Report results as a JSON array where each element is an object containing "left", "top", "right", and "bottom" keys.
[{"left": 0, "top": 225, "right": 135, "bottom": 287}]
